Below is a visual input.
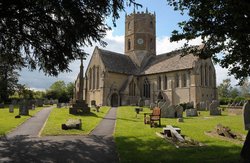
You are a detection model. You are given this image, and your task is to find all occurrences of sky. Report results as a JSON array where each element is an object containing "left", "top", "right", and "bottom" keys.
[{"left": 18, "top": 0, "right": 238, "bottom": 90}]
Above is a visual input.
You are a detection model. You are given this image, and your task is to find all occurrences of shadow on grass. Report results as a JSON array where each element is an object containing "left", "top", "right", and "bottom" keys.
[
  {"left": 0, "top": 135, "right": 119, "bottom": 163},
  {"left": 115, "top": 135, "right": 242, "bottom": 163}
]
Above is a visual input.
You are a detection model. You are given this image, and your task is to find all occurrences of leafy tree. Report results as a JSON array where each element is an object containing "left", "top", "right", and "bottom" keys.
[
  {"left": 217, "top": 79, "right": 232, "bottom": 98},
  {"left": 240, "top": 79, "right": 250, "bottom": 98},
  {"left": 66, "top": 82, "right": 75, "bottom": 100},
  {"left": 230, "top": 87, "right": 240, "bottom": 99},
  {"left": 0, "top": 0, "right": 140, "bottom": 76},
  {"left": 166, "top": 0, "right": 250, "bottom": 84},
  {"left": 0, "top": 55, "right": 24, "bottom": 102},
  {"left": 46, "top": 80, "right": 74, "bottom": 102}
]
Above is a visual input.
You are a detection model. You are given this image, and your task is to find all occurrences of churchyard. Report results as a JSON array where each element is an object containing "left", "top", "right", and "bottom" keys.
[
  {"left": 42, "top": 106, "right": 110, "bottom": 135},
  {"left": 115, "top": 106, "right": 247, "bottom": 162},
  {"left": 0, "top": 105, "right": 44, "bottom": 135},
  {"left": 0, "top": 101, "right": 248, "bottom": 162}
]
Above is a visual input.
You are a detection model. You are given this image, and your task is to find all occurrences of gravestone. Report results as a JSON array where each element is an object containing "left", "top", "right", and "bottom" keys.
[
  {"left": 19, "top": 105, "right": 29, "bottom": 115},
  {"left": 165, "top": 105, "right": 176, "bottom": 118},
  {"left": 32, "top": 104, "right": 35, "bottom": 110},
  {"left": 209, "top": 101, "right": 221, "bottom": 115},
  {"left": 150, "top": 103, "right": 156, "bottom": 110},
  {"left": 9, "top": 105, "right": 14, "bottom": 113},
  {"left": 158, "top": 101, "right": 165, "bottom": 109},
  {"left": 0, "top": 103, "right": 4, "bottom": 108},
  {"left": 36, "top": 100, "right": 43, "bottom": 107},
  {"left": 138, "top": 98, "right": 144, "bottom": 107},
  {"left": 175, "top": 105, "right": 183, "bottom": 118},
  {"left": 199, "top": 101, "right": 206, "bottom": 110},
  {"left": 186, "top": 109, "right": 198, "bottom": 117},
  {"left": 57, "top": 103, "right": 62, "bottom": 108},
  {"left": 243, "top": 101, "right": 250, "bottom": 130},
  {"left": 144, "top": 100, "right": 150, "bottom": 106}
]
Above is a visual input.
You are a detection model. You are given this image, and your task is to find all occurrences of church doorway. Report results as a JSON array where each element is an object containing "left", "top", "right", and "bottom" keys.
[
  {"left": 157, "top": 92, "right": 164, "bottom": 100},
  {"left": 111, "top": 93, "right": 119, "bottom": 107}
]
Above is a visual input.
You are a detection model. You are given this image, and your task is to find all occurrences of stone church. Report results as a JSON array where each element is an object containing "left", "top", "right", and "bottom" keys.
[{"left": 75, "top": 10, "right": 217, "bottom": 108}]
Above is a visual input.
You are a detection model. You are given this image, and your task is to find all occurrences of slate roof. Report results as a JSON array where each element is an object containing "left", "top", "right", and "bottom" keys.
[
  {"left": 98, "top": 48, "right": 139, "bottom": 75},
  {"left": 141, "top": 50, "right": 198, "bottom": 75},
  {"left": 97, "top": 47, "right": 198, "bottom": 76}
]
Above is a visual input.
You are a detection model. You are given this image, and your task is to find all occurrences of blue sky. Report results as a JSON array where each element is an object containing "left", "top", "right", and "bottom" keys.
[{"left": 18, "top": 0, "right": 237, "bottom": 90}]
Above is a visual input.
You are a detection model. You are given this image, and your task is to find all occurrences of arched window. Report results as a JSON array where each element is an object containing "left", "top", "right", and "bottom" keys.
[
  {"left": 143, "top": 78, "right": 151, "bottom": 98},
  {"left": 92, "top": 66, "right": 96, "bottom": 89},
  {"left": 164, "top": 75, "right": 168, "bottom": 90},
  {"left": 150, "top": 21, "right": 153, "bottom": 28},
  {"left": 209, "top": 66, "right": 212, "bottom": 87},
  {"left": 96, "top": 66, "right": 100, "bottom": 89},
  {"left": 200, "top": 65, "right": 203, "bottom": 86},
  {"left": 128, "top": 39, "right": 131, "bottom": 50},
  {"left": 205, "top": 64, "right": 208, "bottom": 86},
  {"left": 182, "top": 73, "right": 187, "bottom": 87},
  {"left": 157, "top": 76, "right": 161, "bottom": 90},
  {"left": 175, "top": 74, "right": 179, "bottom": 88},
  {"left": 150, "top": 38, "right": 153, "bottom": 49},
  {"left": 89, "top": 68, "right": 92, "bottom": 90},
  {"left": 128, "top": 22, "right": 131, "bottom": 30},
  {"left": 129, "top": 81, "right": 136, "bottom": 96}
]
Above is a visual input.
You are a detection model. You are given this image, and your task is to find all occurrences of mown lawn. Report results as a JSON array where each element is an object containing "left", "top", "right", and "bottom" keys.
[
  {"left": 115, "top": 106, "right": 247, "bottom": 163},
  {"left": 42, "top": 106, "right": 110, "bottom": 136},
  {"left": 0, "top": 106, "right": 44, "bottom": 135}
]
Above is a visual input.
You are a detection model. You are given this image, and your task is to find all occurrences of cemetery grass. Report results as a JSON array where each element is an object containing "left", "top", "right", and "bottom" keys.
[
  {"left": 0, "top": 107, "right": 44, "bottom": 136},
  {"left": 42, "top": 106, "right": 110, "bottom": 136},
  {"left": 115, "top": 106, "right": 247, "bottom": 163}
]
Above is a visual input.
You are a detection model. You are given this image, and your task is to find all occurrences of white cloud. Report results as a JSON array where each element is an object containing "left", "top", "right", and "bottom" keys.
[
  {"left": 156, "top": 36, "right": 202, "bottom": 54},
  {"left": 19, "top": 32, "right": 238, "bottom": 90}
]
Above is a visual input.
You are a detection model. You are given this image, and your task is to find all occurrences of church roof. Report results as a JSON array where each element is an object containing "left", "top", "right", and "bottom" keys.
[
  {"left": 141, "top": 50, "right": 198, "bottom": 75},
  {"left": 97, "top": 47, "right": 198, "bottom": 76},
  {"left": 98, "top": 48, "right": 139, "bottom": 75}
]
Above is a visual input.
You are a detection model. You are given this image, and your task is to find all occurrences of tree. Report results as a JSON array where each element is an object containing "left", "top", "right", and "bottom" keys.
[
  {"left": 166, "top": 0, "right": 250, "bottom": 84},
  {"left": 240, "top": 79, "right": 250, "bottom": 98},
  {"left": 217, "top": 79, "right": 232, "bottom": 98},
  {"left": 0, "top": 55, "right": 23, "bottom": 102},
  {"left": 0, "top": 0, "right": 141, "bottom": 76},
  {"left": 46, "top": 80, "right": 74, "bottom": 102},
  {"left": 230, "top": 87, "right": 240, "bottom": 99}
]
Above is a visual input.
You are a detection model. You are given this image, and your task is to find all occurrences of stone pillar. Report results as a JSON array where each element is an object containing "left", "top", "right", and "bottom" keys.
[{"left": 78, "top": 57, "right": 84, "bottom": 101}]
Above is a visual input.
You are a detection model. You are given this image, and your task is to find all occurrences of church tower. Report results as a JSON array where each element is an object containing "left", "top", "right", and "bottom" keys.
[{"left": 125, "top": 10, "right": 156, "bottom": 67}]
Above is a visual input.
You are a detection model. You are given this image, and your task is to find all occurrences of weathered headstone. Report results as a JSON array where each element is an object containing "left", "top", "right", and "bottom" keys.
[
  {"left": 175, "top": 105, "right": 183, "bottom": 118},
  {"left": 36, "top": 100, "right": 43, "bottom": 107},
  {"left": 165, "top": 105, "right": 176, "bottom": 118},
  {"left": 243, "top": 101, "right": 250, "bottom": 130},
  {"left": 209, "top": 101, "right": 221, "bottom": 115},
  {"left": 199, "top": 101, "right": 206, "bottom": 110},
  {"left": 186, "top": 108, "right": 198, "bottom": 117},
  {"left": 150, "top": 103, "right": 156, "bottom": 110},
  {"left": 57, "top": 103, "right": 62, "bottom": 108},
  {"left": 158, "top": 101, "right": 165, "bottom": 109},
  {"left": 9, "top": 105, "right": 14, "bottom": 113},
  {"left": 19, "top": 105, "right": 29, "bottom": 115},
  {"left": 138, "top": 98, "right": 144, "bottom": 107},
  {"left": 32, "top": 104, "right": 35, "bottom": 110},
  {"left": 144, "top": 100, "right": 150, "bottom": 106},
  {"left": 0, "top": 103, "right": 4, "bottom": 108}
]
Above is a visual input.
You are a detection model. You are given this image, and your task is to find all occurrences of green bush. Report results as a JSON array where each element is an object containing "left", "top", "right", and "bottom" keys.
[{"left": 219, "top": 97, "right": 233, "bottom": 105}]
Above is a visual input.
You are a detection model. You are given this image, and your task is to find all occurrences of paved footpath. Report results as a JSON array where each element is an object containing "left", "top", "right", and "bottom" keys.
[
  {"left": 7, "top": 106, "right": 54, "bottom": 138},
  {"left": 0, "top": 107, "right": 119, "bottom": 163}
]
